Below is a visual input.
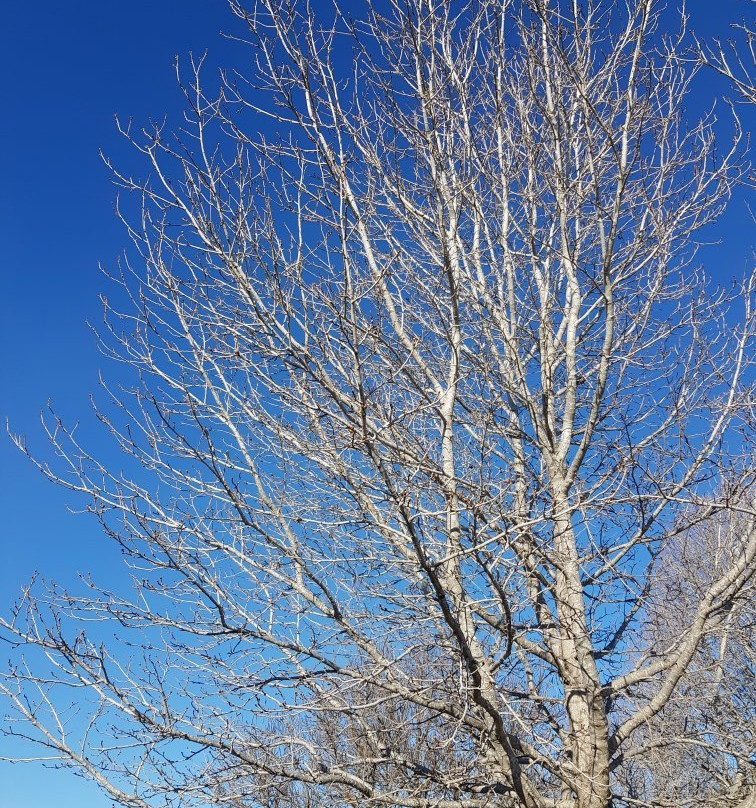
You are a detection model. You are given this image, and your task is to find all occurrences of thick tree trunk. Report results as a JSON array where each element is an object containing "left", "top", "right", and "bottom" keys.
[{"left": 551, "top": 493, "right": 611, "bottom": 808}]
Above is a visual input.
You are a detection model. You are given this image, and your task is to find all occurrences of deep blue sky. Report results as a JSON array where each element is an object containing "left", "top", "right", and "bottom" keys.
[
  {"left": 0, "top": 3, "right": 230, "bottom": 806},
  {"left": 0, "top": 1, "right": 752, "bottom": 806}
]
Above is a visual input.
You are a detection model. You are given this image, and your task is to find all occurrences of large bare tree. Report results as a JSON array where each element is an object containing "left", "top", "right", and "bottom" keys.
[{"left": 2, "top": 1, "right": 754, "bottom": 807}]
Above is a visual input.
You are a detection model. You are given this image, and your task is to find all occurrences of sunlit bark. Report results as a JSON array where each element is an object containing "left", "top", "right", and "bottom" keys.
[{"left": 2, "top": 2, "right": 753, "bottom": 807}]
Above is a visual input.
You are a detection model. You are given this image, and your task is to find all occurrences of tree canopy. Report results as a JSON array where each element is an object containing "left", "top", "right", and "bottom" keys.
[{"left": 2, "top": 1, "right": 754, "bottom": 807}]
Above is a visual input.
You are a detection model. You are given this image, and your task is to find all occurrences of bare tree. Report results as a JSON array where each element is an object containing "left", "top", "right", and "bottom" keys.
[
  {"left": 2, "top": 1, "right": 754, "bottom": 807},
  {"left": 612, "top": 501, "right": 756, "bottom": 807}
]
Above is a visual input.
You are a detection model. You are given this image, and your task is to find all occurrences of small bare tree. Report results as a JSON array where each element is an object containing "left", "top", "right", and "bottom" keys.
[
  {"left": 612, "top": 502, "right": 756, "bottom": 807},
  {"left": 2, "top": 2, "right": 754, "bottom": 807}
]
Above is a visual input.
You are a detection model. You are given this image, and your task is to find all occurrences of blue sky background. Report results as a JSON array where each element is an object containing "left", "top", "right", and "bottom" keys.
[{"left": 0, "top": 1, "right": 752, "bottom": 806}]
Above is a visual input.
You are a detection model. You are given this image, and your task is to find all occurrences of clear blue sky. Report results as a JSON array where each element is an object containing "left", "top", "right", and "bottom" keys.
[{"left": 0, "top": 1, "right": 752, "bottom": 806}]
